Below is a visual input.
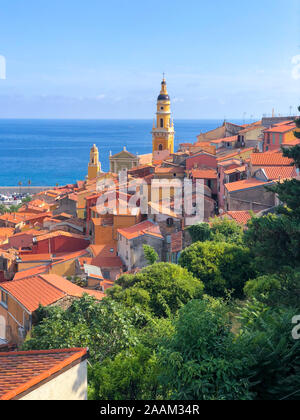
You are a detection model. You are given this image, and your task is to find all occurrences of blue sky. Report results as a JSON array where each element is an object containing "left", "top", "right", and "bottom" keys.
[{"left": 0, "top": 0, "right": 299, "bottom": 119}]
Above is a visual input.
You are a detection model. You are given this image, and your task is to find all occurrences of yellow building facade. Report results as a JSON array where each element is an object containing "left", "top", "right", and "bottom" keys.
[
  {"left": 152, "top": 77, "right": 175, "bottom": 154},
  {"left": 88, "top": 144, "right": 101, "bottom": 181}
]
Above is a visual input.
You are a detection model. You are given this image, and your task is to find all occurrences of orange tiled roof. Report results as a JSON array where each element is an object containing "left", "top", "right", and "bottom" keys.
[
  {"left": 211, "top": 135, "right": 238, "bottom": 144},
  {"left": 34, "top": 230, "right": 88, "bottom": 241},
  {"left": 238, "top": 123, "right": 263, "bottom": 134},
  {"left": 18, "top": 253, "right": 52, "bottom": 262},
  {"left": 2, "top": 274, "right": 104, "bottom": 311},
  {"left": 11, "top": 229, "right": 48, "bottom": 238},
  {"left": 0, "top": 276, "right": 65, "bottom": 312},
  {"left": 261, "top": 166, "right": 297, "bottom": 180},
  {"left": 154, "top": 166, "right": 185, "bottom": 174},
  {"left": 40, "top": 274, "right": 105, "bottom": 300},
  {"left": 13, "top": 265, "right": 50, "bottom": 281},
  {"left": 250, "top": 152, "right": 293, "bottom": 167},
  {"left": 0, "top": 228, "right": 15, "bottom": 241},
  {"left": 91, "top": 255, "right": 124, "bottom": 269},
  {"left": 138, "top": 153, "right": 153, "bottom": 165},
  {"left": 117, "top": 221, "right": 163, "bottom": 240},
  {"left": 191, "top": 169, "right": 217, "bottom": 179},
  {"left": 225, "top": 178, "right": 273, "bottom": 192},
  {"left": 224, "top": 165, "right": 246, "bottom": 175},
  {"left": 222, "top": 211, "right": 253, "bottom": 225},
  {"left": 88, "top": 243, "right": 117, "bottom": 258},
  {"left": 100, "top": 280, "right": 115, "bottom": 290},
  {"left": 264, "top": 122, "right": 295, "bottom": 133},
  {"left": 217, "top": 148, "right": 254, "bottom": 162},
  {"left": 0, "top": 348, "right": 87, "bottom": 400}
]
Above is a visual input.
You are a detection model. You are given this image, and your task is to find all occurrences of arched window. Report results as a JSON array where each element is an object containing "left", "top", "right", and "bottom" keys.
[
  {"left": 160, "top": 119, "right": 164, "bottom": 128},
  {"left": 159, "top": 144, "right": 163, "bottom": 151}
]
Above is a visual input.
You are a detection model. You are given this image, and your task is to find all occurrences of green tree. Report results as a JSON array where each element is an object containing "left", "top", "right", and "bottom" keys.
[
  {"left": 179, "top": 241, "right": 255, "bottom": 298},
  {"left": 107, "top": 263, "right": 204, "bottom": 318},
  {"left": 186, "top": 222, "right": 211, "bottom": 243},
  {"left": 245, "top": 141, "right": 300, "bottom": 273},
  {"left": 23, "top": 295, "right": 141, "bottom": 363},
  {"left": 89, "top": 345, "right": 161, "bottom": 400},
  {"left": 238, "top": 303, "right": 300, "bottom": 400},
  {"left": 22, "top": 195, "right": 32, "bottom": 203},
  {"left": 210, "top": 216, "right": 245, "bottom": 245},
  {"left": 186, "top": 218, "right": 245, "bottom": 245},
  {"left": 245, "top": 211, "right": 300, "bottom": 274},
  {"left": 244, "top": 268, "right": 300, "bottom": 309},
  {"left": 143, "top": 244, "right": 159, "bottom": 265},
  {"left": 158, "top": 298, "right": 252, "bottom": 400},
  {"left": 293, "top": 106, "right": 300, "bottom": 144},
  {"left": 0, "top": 204, "right": 7, "bottom": 215}
]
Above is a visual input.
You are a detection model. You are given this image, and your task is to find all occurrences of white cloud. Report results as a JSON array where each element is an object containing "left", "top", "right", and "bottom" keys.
[
  {"left": 96, "top": 94, "right": 106, "bottom": 100},
  {"left": 291, "top": 55, "right": 300, "bottom": 80}
]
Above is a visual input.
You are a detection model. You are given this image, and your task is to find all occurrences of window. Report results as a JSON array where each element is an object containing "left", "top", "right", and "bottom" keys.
[
  {"left": 267, "top": 134, "right": 270, "bottom": 144},
  {"left": 279, "top": 134, "right": 283, "bottom": 144},
  {"left": 166, "top": 218, "right": 174, "bottom": 227},
  {"left": 273, "top": 134, "right": 276, "bottom": 145},
  {"left": 160, "top": 119, "right": 164, "bottom": 128},
  {"left": 1, "top": 291, "right": 7, "bottom": 308},
  {"left": 159, "top": 144, "right": 163, "bottom": 151},
  {"left": 103, "top": 270, "right": 110, "bottom": 279}
]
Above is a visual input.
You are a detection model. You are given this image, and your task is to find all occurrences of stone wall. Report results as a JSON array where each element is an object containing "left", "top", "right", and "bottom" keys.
[{"left": 226, "top": 185, "right": 276, "bottom": 211}]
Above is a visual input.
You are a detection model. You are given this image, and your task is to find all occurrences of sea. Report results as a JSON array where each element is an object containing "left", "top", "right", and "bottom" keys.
[{"left": 0, "top": 119, "right": 248, "bottom": 187}]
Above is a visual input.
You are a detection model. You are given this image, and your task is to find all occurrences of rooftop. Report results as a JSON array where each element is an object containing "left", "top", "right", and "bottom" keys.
[
  {"left": 250, "top": 152, "right": 293, "bottom": 167},
  {"left": 0, "top": 348, "right": 87, "bottom": 400},
  {"left": 222, "top": 211, "right": 253, "bottom": 225},
  {"left": 118, "top": 221, "right": 163, "bottom": 240},
  {"left": 0, "top": 274, "right": 104, "bottom": 312},
  {"left": 260, "top": 166, "right": 297, "bottom": 180},
  {"left": 225, "top": 178, "right": 273, "bottom": 193},
  {"left": 191, "top": 169, "right": 218, "bottom": 179}
]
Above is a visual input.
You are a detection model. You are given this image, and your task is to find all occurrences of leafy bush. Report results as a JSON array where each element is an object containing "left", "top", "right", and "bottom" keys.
[
  {"left": 107, "top": 263, "right": 204, "bottom": 318},
  {"left": 179, "top": 241, "right": 255, "bottom": 298}
]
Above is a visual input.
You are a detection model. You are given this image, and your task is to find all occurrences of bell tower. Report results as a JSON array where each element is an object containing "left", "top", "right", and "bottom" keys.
[
  {"left": 88, "top": 144, "right": 101, "bottom": 180},
  {"left": 152, "top": 76, "right": 175, "bottom": 155}
]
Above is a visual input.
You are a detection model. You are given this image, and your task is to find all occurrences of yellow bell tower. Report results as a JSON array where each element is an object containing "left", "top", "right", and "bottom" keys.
[
  {"left": 152, "top": 76, "right": 175, "bottom": 154},
  {"left": 88, "top": 144, "right": 101, "bottom": 180}
]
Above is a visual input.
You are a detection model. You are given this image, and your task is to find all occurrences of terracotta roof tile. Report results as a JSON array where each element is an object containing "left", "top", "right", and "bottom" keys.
[
  {"left": 264, "top": 122, "right": 295, "bottom": 133},
  {"left": 191, "top": 169, "right": 217, "bottom": 179},
  {"left": 34, "top": 230, "right": 88, "bottom": 241},
  {"left": 0, "top": 276, "right": 65, "bottom": 312},
  {"left": 117, "top": 221, "right": 163, "bottom": 240},
  {"left": 13, "top": 265, "right": 49, "bottom": 281},
  {"left": 0, "top": 348, "right": 87, "bottom": 400},
  {"left": 225, "top": 178, "right": 273, "bottom": 192},
  {"left": 211, "top": 135, "right": 238, "bottom": 144},
  {"left": 222, "top": 211, "right": 253, "bottom": 225},
  {"left": 261, "top": 166, "right": 297, "bottom": 180},
  {"left": 91, "top": 255, "right": 124, "bottom": 269},
  {"left": 224, "top": 165, "right": 246, "bottom": 175},
  {"left": 250, "top": 152, "right": 293, "bottom": 167}
]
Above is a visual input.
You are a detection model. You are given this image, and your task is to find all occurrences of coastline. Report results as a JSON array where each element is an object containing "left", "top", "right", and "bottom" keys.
[{"left": 0, "top": 186, "right": 52, "bottom": 194}]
